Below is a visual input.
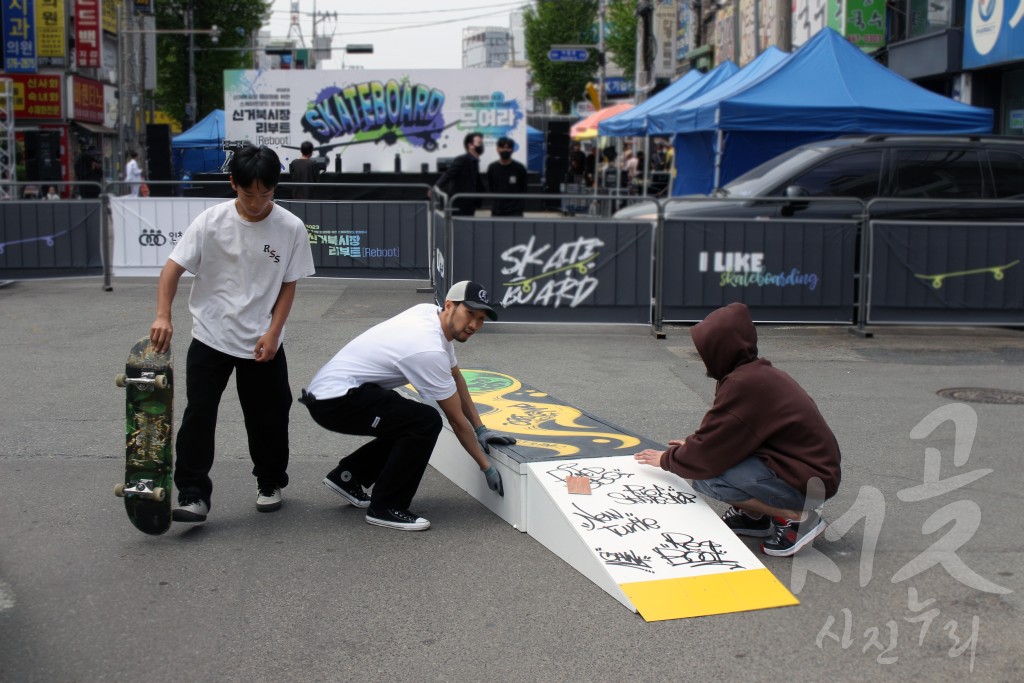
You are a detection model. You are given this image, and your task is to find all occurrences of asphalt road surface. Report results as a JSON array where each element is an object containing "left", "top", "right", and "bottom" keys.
[{"left": 1, "top": 277, "right": 1021, "bottom": 682}]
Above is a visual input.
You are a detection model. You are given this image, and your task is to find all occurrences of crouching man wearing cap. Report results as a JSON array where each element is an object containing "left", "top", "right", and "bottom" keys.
[{"left": 300, "top": 281, "right": 516, "bottom": 531}]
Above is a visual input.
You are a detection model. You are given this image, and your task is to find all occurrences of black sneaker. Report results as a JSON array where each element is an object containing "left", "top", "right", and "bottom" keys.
[
  {"left": 365, "top": 507, "right": 430, "bottom": 531},
  {"left": 721, "top": 506, "right": 772, "bottom": 537},
  {"left": 172, "top": 495, "right": 209, "bottom": 522},
  {"left": 256, "top": 485, "right": 282, "bottom": 512},
  {"left": 323, "top": 467, "right": 371, "bottom": 508},
  {"left": 761, "top": 510, "right": 827, "bottom": 557}
]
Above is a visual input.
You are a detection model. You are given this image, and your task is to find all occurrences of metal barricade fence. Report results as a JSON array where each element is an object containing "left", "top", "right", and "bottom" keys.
[
  {"left": 5, "top": 180, "right": 1023, "bottom": 337},
  {"left": 0, "top": 181, "right": 105, "bottom": 281}
]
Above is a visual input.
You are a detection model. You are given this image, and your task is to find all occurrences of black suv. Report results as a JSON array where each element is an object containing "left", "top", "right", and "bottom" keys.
[{"left": 615, "top": 135, "right": 1024, "bottom": 220}]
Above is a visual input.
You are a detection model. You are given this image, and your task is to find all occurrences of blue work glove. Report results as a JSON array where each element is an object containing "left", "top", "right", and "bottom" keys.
[
  {"left": 483, "top": 465, "right": 504, "bottom": 497},
  {"left": 475, "top": 425, "right": 516, "bottom": 455}
]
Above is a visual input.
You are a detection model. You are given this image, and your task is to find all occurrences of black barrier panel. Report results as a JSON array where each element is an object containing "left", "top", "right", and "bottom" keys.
[
  {"left": 280, "top": 201, "right": 429, "bottom": 279},
  {"left": 868, "top": 221, "right": 1024, "bottom": 325},
  {"left": 0, "top": 201, "right": 102, "bottom": 277},
  {"left": 450, "top": 218, "right": 653, "bottom": 323},
  {"left": 661, "top": 219, "right": 857, "bottom": 323}
]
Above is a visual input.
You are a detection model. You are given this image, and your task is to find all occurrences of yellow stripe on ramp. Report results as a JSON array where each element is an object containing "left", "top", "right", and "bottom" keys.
[{"left": 620, "top": 569, "right": 799, "bottom": 622}]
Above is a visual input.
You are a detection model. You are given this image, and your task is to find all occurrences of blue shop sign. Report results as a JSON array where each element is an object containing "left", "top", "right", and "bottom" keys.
[{"left": 964, "top": 0, "right": 1024, "bottom": 68}]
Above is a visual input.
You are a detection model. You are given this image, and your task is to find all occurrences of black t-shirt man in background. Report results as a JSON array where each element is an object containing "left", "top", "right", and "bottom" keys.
[
  {"left": 485, "top": 136, "right": 528, "bottom": 217},
  {"left": 288, "top": 141, "right": 319, "bottom": 199},
  {"left": 435, "top": 131, "right": 485, "bottom": 216}
]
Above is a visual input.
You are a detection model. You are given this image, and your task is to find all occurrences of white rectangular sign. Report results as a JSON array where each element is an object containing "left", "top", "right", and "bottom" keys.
[
  {"left": 527, "top": 456, "right": 798, "bottom": 620},
  {"left": 223, "top": 68, "right": 529, "bottom": 172}
]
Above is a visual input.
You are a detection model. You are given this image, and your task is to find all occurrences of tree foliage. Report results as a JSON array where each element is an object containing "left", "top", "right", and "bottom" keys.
[
  {"left": 153, "top": 0, "right": 271, "bottom": 128},
  {"left": 523, "top": 0, "right": 599, "bottom": 114},
  {"left": 604, "top": 0, "right": 638, "bottom": 81}
]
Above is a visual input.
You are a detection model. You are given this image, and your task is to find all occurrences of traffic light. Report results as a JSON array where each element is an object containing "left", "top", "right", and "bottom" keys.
[{"left": 585, "top": 82, "right": 600, "bottom": 110}]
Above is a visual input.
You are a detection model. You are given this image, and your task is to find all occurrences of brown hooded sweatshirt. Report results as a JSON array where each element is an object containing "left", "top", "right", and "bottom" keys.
[{"left": 661, "top": 302, "right": 841, "bottom": 500}]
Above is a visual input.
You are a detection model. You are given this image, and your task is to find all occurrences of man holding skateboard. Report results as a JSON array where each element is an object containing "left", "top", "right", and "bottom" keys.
[
  {"left": 150, "top": 144, "right": 315, "bottom": 522},
  {"left": 300, "top": 281, "right": 515, "bottom": 531}
]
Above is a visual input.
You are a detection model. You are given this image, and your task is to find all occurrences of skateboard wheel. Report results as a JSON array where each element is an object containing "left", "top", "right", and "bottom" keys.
[
  {"left": 114, "top": 483, "right": 125, "bottom": 497},
  {"left": 115, "top": 374, "right": 127, "bottom": 388},
  {"left": 154, "top": 375, "right": 168, "bottom": 390},
  {"left": 152, "top": 487, "right": 166, "bottom": 502}
]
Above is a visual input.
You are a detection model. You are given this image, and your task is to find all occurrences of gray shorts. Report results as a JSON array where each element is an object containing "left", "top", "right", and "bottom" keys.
[{"left": 690, "top": 455, "right": 808, "bottom": 511}]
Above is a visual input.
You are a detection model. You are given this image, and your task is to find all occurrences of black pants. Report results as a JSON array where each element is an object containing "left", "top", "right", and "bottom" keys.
[
  {"left": 174, "top": 339, "right": 293, "bottom": 504},
  {"left": 302, "top": 383, "right": 442, "bottom": 510}
]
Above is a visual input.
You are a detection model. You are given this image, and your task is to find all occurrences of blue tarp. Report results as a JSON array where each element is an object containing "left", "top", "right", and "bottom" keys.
[
  {"left": 667, "top": 29, "right": 994, "bottom": 196},
  {"left": 598, "top": 61, "right": 739, "bottom": 137},
  {"left": 171, "top": 109, "right": 225, "bottom": 178}
]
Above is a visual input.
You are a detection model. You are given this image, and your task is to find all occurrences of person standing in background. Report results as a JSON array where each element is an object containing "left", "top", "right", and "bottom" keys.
[
  {"left": 434, "top": 131, "right": 486, "bottom": 216},
  {"left": 288, "top": 141, "right": 319, "bottom": 200},
  {"left": 124, "top": 150, "right": 144, "bottom": 197},
  {"left": 485, "top": 137, "right": 528, "bottom": 217}
]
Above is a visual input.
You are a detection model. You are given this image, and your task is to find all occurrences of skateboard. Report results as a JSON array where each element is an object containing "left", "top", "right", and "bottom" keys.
[{"left": 114, "top": 336, "right": 173, "bottom": 535}]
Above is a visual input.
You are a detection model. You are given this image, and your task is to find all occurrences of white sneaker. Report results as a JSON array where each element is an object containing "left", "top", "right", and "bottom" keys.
[
  {"left": 173, "top": 496, "right": 209, "bottom": 522},
  {"left": 256, "top": 486, "right": 282, "bottom": 512}
]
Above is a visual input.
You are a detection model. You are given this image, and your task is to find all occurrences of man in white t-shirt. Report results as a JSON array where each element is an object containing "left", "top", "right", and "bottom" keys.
[
  {"left": 124, "top": 150, "right": 144, "bottom": 197},
  {"left": 301, "top": 281, "right": 516, "bottom": 531},
  {"left": 149, "top": 144, "right": 316, "bottom": 522}
]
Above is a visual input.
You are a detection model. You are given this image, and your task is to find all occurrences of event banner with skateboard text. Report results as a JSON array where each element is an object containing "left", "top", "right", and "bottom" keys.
[
  {"left": 223, "top": 68, "right": 528, "bottom": 174},
  {"left": 868, "top": 221, "right": 1024, "bottom": 324}
]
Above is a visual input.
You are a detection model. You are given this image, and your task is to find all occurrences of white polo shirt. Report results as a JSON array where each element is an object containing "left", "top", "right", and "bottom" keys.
[{"left": 307, "top": 303, "right": 458, "bottom": 401}]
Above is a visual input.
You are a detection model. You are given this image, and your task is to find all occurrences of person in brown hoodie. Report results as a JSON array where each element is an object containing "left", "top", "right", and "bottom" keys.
[{"left": 635, "top": 302, "right": 841, "bottom": 556}]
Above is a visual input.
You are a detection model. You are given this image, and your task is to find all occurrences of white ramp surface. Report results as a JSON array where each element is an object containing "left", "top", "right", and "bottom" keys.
[{"left": 526, "top": 456, "right": 799, "bottom": 621}]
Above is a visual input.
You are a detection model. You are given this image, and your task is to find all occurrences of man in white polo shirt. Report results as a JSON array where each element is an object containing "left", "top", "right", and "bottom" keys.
[{"left": 300, "top": 281, "right": 516, "bottom": 531}]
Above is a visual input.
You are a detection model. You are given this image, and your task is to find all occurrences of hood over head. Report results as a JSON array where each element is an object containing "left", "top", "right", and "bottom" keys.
[{"left": 690, "top": 303, "right": 759, "bottom": 380}]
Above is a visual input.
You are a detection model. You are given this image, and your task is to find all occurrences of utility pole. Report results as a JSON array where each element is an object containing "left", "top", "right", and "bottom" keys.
[
  {"left": 187, "top": 1, "right": 197, "bottom": 129},
  {"left": 597, "top": 0, "right": 606, "bottom": 110}
]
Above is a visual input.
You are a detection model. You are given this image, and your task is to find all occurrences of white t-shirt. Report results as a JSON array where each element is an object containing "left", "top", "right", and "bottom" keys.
[
  {"left": 307, "top": 303, "right": 458, "bottom": 401},
  {"left": 125, "top": 159, "right": 143, "bottom": 196},
  {"left": 170, "top": 200, "right": 316, "bottom": 358}
]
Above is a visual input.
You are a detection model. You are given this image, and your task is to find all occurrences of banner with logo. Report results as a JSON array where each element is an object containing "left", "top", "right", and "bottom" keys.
[
  {"left": 223, "top": 69, "right": 528, "bottom": 173},
  {"left": 447, "top": 219, "right": 654, "bottom": 323},
  {"left": 111, "top": 197, "right": 430, "bottom": 279},
  {"left": 964, "top": 0, "right": 1024, "bottom": 68},
  {"left": 281, "top": 201, "right": 429, "bottom": 279},
  {"left": 868, "top": 220, "right": 1024, "bottom": 324},
  {"left": 111, "top": 197, "right": 224, "bottom": 277},
  {"left": 661, "top": 219, "right": 857, "bottom": 323}
]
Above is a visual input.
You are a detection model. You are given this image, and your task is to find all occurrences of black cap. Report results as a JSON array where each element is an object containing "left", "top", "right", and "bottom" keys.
[{"left": 445, "top": 280, "right": 498, "bottom": 321}]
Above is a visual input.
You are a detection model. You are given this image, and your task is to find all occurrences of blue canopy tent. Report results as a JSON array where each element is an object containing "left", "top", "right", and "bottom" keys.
[
  {"left": 647, "top": 46, "right": 791, "bottom": 194},
  {"left": 597, "top": 61, "right": 738, "bottom": 138},
  {"left": 526, "top": 125, "right": 544, "bottom": 175},
  {"left": 647, "top": 46, "right": 790, "bottom": 136},
  {"left": 598, "top": 70, "right": 703, "bottom": 137},
  {"left": 664, "top": 29, "right": 993, "bottom": 196},
  {"left": 171, "top": 109, "right": 226, "bottom": 178}
]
